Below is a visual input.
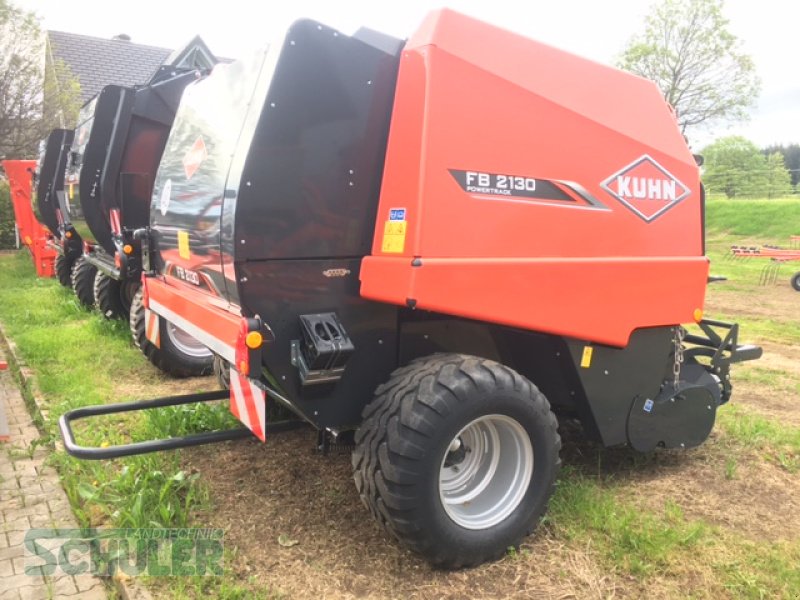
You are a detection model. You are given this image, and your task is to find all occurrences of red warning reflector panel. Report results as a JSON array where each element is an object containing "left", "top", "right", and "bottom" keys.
[
  {"left": 229, "top": 369, "right": 266, "bottom": 441},
  {"left": 144, "top": 308, "right": 161, "bottom": 348},
  {"left": 182, "top": 136, "right": 208, "bottom": 180}
]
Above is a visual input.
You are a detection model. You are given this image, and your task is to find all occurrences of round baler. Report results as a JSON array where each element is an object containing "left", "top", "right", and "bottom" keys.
[
  {"left": 32, "top": 128, "right": 80, "bottom": 286},
  {"left": 61, "top": 10, "right": 762, "bottom": 568},
  {"left": 74, "top": 63, "right": 216, "bottom": 377}
]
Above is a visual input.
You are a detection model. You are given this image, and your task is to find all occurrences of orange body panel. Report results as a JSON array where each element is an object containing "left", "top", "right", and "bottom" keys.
[
  {"left": 360, "top": 10, "right": 708, "bottom": 347},
  {"left": 2, "top": 160, "right": 57, "bottom": 278},
  {"left": 144, "top": 274, "right": 240, "bottom": 364}
]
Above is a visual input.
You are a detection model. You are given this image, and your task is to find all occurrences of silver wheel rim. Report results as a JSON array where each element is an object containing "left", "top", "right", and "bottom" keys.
[
  {"left": 166, "top": 321, "right": 212, "bottom": 359},
  {"left": 439, "top": 414, "right": 533, "bottom": 530}
]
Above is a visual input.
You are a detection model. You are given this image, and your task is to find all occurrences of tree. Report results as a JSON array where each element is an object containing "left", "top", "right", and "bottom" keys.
[
  {"left": 618, "top": 0, "right": 760, "bottom": 135},
  {"left": 763, "top": 144, "right": 800, "bottom": 187},
  {"left": 0, "top": 0, "right": 80, "bottom": 159},
  {"left": 763, "top": 152, "right": 793, "bottom": 198},
  {"left": 702, "top": 136, "right": 791, "bottom": 199}
]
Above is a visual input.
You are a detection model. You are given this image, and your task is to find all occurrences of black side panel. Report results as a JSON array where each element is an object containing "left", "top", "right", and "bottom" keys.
[
  {"left": 396, "top": 315, "right": 675, "bottom": 447},
  {"left": 71, "top": 88, "right": 125, "bottom": 242},
  {"left": 239, "top": 259, "right": 398, "bottom": 430},
  {"left": 566, "top": 328, "right": 674, "bottom": 447},
  {"left": 397, "top": 315, "right": 594, "bottom": 435},
  {"left": 34, "top": 129, "right": 74, "bottom": 236},
  {"left": 233, "top": 20, "right": 402, "bottom": 264}
]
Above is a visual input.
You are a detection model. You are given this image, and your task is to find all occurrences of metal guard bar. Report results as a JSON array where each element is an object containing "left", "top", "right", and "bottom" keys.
[
  {"left": 683, "top": 319, "right": 762, "bottom": 364},
  {"left": 58, "top": 389, "right": 305, "bottom": 460}
]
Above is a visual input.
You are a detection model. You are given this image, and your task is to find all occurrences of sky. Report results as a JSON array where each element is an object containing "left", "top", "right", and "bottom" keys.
[{"left": 12, "top": 0, "right": 800, "bottom": 149}]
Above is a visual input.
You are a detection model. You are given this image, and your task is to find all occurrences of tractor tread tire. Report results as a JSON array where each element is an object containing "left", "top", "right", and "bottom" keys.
[
  {"left": 55, "top": 254, "right": 72, "bottom": 287},
  {"left": 71, "top": 256, "right": 97, "bottom": 309},
  {"left": 791, "top": 271, "right": 800, "bottom": 292},
  {"left": 130, "top": 288, "right": 213, "bottom": 378},
  {"left": 352, "top": 353, "right": 561, "bottom": 569},
  {"left": 94, "top": 272, "right": 126, "bottom": 320}
]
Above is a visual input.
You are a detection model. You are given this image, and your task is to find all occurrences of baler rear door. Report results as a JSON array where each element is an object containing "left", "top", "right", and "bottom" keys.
[
  {"left": 150, "top": 49, "right": 270, "bottom": 302},
  {"left": 74, "top": 87, "right": 128, "bottom": 249},
  {"left": 33, "top": 129, "right": 74, "bottom": 236}
]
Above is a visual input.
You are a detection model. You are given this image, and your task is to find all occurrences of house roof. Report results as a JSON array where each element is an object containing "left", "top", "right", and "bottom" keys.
[{"left": 46, "top": 31, "right": 173, "bottom": 103}]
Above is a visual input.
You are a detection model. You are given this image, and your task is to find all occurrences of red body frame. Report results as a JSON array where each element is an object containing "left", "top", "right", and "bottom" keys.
[{"left": 2, "top": 160, "right": 57, "bottom": 278}]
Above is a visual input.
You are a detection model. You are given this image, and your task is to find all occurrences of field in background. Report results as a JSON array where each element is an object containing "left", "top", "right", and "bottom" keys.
[{"left": 0, "top": 197, "right": 797, "bottom": 599}]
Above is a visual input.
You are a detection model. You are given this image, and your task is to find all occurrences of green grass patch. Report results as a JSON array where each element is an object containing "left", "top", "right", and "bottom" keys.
[
  {"left": 717, "top": 538, "right": 800, "bottom": 599},
  {"left": 706, "top": 198, "right": 800, "bottom": 240},
  {"left": 0, "top": 252, "right": 215, "bottom": 526},
  {"left": 0, "top": 251, "right": 264, "bottom": 597},
  {"left": 717, "top": 406, "right": 800, "bottom": 473},
  {"left": 549, "top": 470, "right": 707, "bottom": 577},
  {"left": 734, "top": 364, "right": 800, "bottom": 396}
]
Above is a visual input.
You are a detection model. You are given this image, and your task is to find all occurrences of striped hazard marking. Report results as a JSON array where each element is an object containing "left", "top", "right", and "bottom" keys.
[
  {"left": 144, "top": 308, "right": 160, "bottom": 348},
  {"left": 109, "top": 209, "right": 122, "bottom": 235},
  {"left": 229, "top": 369, "right": 266, "bottom": 441}
]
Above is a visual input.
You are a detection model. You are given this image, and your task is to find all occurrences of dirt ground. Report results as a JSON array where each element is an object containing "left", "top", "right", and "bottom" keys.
[{"left": 175, "top": 282, "right": 799, "bottom": 599}]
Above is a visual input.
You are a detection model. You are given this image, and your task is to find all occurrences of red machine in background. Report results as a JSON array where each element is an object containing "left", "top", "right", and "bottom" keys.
[
  {"left": 1, "top": 160, "right": 57, "bottom": 278},
  {"left": 730, "top": 240, "right": 800, "bottom": 290}
]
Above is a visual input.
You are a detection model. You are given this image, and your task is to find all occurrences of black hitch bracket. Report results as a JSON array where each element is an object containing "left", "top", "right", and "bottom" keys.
[{"left": 683, "top": 318, "right": 763, "bottom": 403}]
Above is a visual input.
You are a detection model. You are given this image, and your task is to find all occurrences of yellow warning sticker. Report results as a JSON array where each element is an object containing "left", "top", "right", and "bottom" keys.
[
  {"left": 580, "top": 346, "right": 593, "bottom": 368},
  {"left": 178, "top": 230, "right": 191, "bottom": 260},
  {"left": 381, "top": 220, "right": 406, "bottom": 254}
]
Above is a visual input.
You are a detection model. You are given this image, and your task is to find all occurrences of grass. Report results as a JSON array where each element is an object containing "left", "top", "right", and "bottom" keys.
[
  {"left": 550, "top": 471, "right": 708, "bottom": 577},
  {"left": 705, "top": 197, "right": 800, "bottom": 239},
  {"left": 0, "top": 251, "right": 255, "bottom": 597},
  {"left": 717, "top": 406, "right": 800, "bottom": 473}
]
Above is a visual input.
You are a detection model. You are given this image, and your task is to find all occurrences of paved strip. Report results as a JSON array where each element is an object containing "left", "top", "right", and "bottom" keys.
[{"left": 0, "top": 347, "right": 106, "bottom": 600}]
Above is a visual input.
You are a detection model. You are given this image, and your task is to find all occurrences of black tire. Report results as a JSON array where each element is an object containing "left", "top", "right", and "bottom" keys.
[
  {"left": 94, "top": 272, "right": 126, "bottom": 320},
  {"left": 119, "top": 279, "right": 140, "bottom": 315},
  {"left": 71, "top": 256, "right": 97, "bottom": 309},
  {"left": 213, "top": 355, "right": 231, "bottom": 390},
  {"left": 129, "top": 288, "right": 213, "bottom": 377},
  {"left": 55, "top": 254, "right": 73, "bottom": 287},
  {"left": 791, "top": 271, "right": 800, "bottom": 292},
  {"left": 352, "top": 354, "right": 561, "bottom": 568}
]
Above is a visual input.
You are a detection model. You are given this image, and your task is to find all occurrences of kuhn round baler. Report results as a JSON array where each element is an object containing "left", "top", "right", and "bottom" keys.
[
  {"left": 61, "top": 10, "right": 761, "bottom": 568},
  {"left": 73, "top": 64, "right": 216, "bottom": 376},
  {"left": 31, "top": 127, "right": 81, "bottom": 285},
  {"left": 32, "top": 42, "right": 219, "bottom": 376}
]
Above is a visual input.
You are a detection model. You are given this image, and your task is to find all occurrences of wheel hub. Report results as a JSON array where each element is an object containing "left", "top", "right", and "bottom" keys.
[
  {"left": 166, "top": 322, "right": 213, "bottom": 359},
  {"left": 439, "top": 414, "right": 533, "bottom": 530}
]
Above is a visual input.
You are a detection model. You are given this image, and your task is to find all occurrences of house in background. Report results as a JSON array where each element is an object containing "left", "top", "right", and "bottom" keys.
[{"left": 44, "top": 31, "right": 219, "bottom": 106}]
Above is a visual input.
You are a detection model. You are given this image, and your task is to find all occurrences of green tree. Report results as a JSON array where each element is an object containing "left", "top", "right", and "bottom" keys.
[
  {"left": 702, "top": 136, "right": 769, "bottom": 198},
  {"left": 618, "top": 0, "right": 760, "bottom": 135},
  {"left": 763, "top": 144, "right": 800, "bottom": 187},
  {"left": 0, "top": 0, "right": 80, "bottom": 159},
  {"left": 763, "top": 152, "right": 793, "bottom": 199}
]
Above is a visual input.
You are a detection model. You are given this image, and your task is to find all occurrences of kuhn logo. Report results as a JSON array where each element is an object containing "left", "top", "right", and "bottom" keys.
[{"left": 601, "top": 155, "right": 690, "bottom": 222}]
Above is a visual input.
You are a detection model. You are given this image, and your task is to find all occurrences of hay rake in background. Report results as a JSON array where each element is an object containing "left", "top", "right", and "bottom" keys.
[{"left": 729, "top": 239, "right": 800, "bottom": 290}]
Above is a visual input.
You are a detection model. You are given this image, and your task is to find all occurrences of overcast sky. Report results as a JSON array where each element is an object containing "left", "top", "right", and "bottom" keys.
[{"left": 13, "top": 0, "right": 800, "bottom": 149}]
